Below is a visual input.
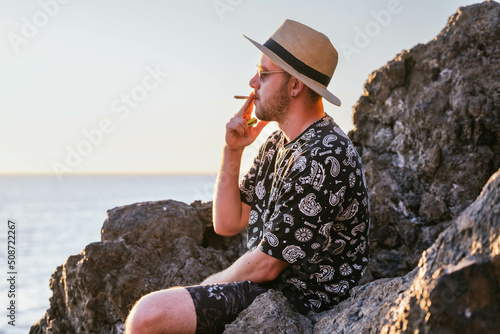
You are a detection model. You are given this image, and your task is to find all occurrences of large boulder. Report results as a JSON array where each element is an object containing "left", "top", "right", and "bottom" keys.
[
  {"left": 313, "top": 169, "right": 500, "bottom": 334},
  {"left": 349, "top": 0, "right": 500, "bottom": 281},
  {"left": 224, "top": 290, "right": 314, "bottom": 334},
  {"left": 30, "top": 200, "right": 245, "bottom": 333}
]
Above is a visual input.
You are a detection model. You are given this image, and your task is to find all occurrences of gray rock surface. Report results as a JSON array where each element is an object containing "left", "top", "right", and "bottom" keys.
[
  {"left": 30, "top": 200, "right": 245, "bottom": 333},
  {"left": 223, "top": 290, "right": 313, "bottom": 334},
  {"left": 312, "top": 169, "right": 500, "bottom": 333},
  {"left": 349, "top": 0, "right": 500, "bottom": 281},
  {"left": 31, "top": 1, "right": 500, "bottom": 333}
]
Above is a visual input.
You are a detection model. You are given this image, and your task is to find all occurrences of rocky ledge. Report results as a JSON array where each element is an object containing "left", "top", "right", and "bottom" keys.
[{"left": 31, "top": 1, "right": 499, "bottom": 333}]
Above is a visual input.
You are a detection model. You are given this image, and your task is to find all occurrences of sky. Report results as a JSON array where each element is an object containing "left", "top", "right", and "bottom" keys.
[{"left": 0, "top": 0, "right": 481, "bottom": 176}]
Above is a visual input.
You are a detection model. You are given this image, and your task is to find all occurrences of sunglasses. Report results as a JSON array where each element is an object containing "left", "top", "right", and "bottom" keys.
[{"left": 256, "top": 65, "right": 286, "bottom": 79}]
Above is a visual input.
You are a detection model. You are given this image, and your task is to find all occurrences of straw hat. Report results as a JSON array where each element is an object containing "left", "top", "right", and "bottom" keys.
[{"left": 244, "top": 19, "right": 341, "bottom": 106}]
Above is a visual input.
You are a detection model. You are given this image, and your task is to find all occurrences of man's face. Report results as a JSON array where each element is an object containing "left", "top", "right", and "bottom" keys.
[{"left": 250, "top": 55, "right": 292, "bottom": 123}]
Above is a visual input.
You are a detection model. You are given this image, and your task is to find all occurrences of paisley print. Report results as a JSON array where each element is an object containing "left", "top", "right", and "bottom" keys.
[
  {"left": 311, "top": 242, "right": 321, "bottom": 249},
  {"left": 322, "top": 134, "right": 338, "bottom": 147},
  {"left": 300, "top": 160, "right": 326, "bottom": 190},
  {"left": 295, "top": 183, "right": 305, "bottom": 194},
  {"left": 325, "top": 156, "right": 340, "bottom": 177},
  {"left": 356, "top": 240, "right": 367, "bottom": 254},
  {"left": 353, "top": 264, "right": 363, "bottom": 271},
  {"left": 329, "top": 186, "right": 346, "bottom": 207},
  {"left": 316, "top": 291, "right": 331, "bottom": 304},
  {"left": 348, "top": 172, "right": 356, "bottom": 188},
  {"left": 332, "top": 222, "right": 347, "bottom": 232},
  {"left": 299, "top": 193, "right": 322, "bottom": 216},
  {"left": 239, "top": 114, "right": 370, "bottom": 314},
  {"left": 282, "top": 245, "right": 306, "bottom": 263},
  {"left": 319, "top": 222, "right": 333, "bottom": 238},
  {"left": 292, "top": 156, "right": 307, "bottom": 173},
  {"left": 269, "top": 204, "right": 282, "bottom": 221},
  {"left": 337, "top": 199, "right": 359, "bottom": 221},
  {"left": 249, "top": 210, "right": 259, "bottom": 225},
  {"left": 301, "top": 128, "right": 316, "bottom": 141},
  {"left": 339, "top": 263, "right": 353, "bottom": 276},
  {"left": 316, "top": 118, "right": 331, "bottom": 127},
  {"left": 240, "top": 184, "right": 254, "bottom": 203},
  {"left": 311, "top": 161, "right": 326, "bottom": 190},
  {"left": 269, "top": 187, "right": 278, "bottom": 202},
  {"left": 266, "top": 148, "right": 276, "bottom": 162},
  {"left": 283, "top": 214, "right": 294, "bottom": 226},
  {"left": 255, "top": 180, "right": 266, "bottom": 200},
  {"left": 295, "top": 227, "right": 313, "bottom": 242},
  {"left": 265, "top": 232, "right": 279, "bottom": 247},
  {"left": 309, "top": 299, "right": 322, "bottom": 309},
  {"left": 288, "top": 278, "right": 307, "bottom": 290},
  {"left": 326, "top": 280, "right": 349, "bottom": 295},
  {"left": 343, "top": 143, "right": 357, "bottom": 167},
  {"left": 314, "top": 265, "right": 335, "bottom": 282},
  {"left": 247, "top": 236, "right": 258, "bottom": 249},
  {"left": 332, "top": 239, "right": 347, "bottom": 255},
  {"left": 351, "top": 222, "right": 366, "bottom": 236}
]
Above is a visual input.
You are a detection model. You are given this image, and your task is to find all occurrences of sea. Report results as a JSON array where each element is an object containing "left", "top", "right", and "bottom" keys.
[{"left": 0, "top": 174, "right": 217, "bottom": 334}]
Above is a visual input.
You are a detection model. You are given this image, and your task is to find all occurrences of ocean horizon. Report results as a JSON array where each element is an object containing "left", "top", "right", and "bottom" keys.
[{"left": 0, "top": 173, "right": 217, "bottom": 333}]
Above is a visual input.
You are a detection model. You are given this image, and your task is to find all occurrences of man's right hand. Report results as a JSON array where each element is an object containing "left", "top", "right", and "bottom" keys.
[{"left": 225, "top": 92, "right": 269, "bottom": 151}]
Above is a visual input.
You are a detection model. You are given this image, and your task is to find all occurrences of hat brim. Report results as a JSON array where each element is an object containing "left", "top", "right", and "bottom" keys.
[{"left": 244, "top": 35, "right": 341, "bottom": 106}]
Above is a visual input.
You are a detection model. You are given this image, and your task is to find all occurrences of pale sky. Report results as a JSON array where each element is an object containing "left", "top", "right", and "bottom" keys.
[{"left": 0, "top": 0, "right": 480, "bottom": 176}]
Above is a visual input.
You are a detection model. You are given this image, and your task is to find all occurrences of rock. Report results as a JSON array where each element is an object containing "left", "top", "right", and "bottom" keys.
[
  {"left": 349, "top": 0, "right": 500, "bottom": 281},
  {"left": 30, "top": 200, "right": 245, "bottom": 334},
  {"left": 313, "top": 169, "right": 500, "bottom": 333},
  {"left": 312, "top": 272, "right": 417, "bottom": 334},
  {"left": 223, "top": 290, "right": 313, "bottom": 334}
]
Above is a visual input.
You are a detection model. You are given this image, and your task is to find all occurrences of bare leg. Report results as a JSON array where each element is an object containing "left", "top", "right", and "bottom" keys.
[{"left": 125, "top": 287, "right": 196, "bottom": 334}]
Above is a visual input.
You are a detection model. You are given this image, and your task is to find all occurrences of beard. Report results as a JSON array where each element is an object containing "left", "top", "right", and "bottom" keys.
[{"left": 255, "top": 79, "right": 292, "bottom": 123}]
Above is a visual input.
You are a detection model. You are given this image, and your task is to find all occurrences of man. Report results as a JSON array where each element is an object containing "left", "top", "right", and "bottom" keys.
[{"left": 125, "top": 19, "right": 369, "bottom": 334}]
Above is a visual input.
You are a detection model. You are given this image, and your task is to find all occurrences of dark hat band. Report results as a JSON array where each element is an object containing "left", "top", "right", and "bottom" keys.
[{"left": 263, "top": 38, "right": 331, "bottom": 87}]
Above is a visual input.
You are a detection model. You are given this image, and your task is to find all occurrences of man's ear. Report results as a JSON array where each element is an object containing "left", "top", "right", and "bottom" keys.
[{"left": 290, "top": 78, "right": 306, "bottom": 98}]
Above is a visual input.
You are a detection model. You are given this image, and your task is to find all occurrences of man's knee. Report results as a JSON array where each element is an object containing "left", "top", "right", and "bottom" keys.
[
  {"left": 126, "top": 291, "right": 161, "bottom": 334},
  {"left": 125, "top": 287, "right": 196, "bottom": 334}
]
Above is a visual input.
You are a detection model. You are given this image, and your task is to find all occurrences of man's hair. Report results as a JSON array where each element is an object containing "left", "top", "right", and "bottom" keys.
[
  {"left": 281, "top": 72, "right": 322, "bottom": 103},
  {"left": 306, "top": 87, "right": 322, "bottom": 103}
]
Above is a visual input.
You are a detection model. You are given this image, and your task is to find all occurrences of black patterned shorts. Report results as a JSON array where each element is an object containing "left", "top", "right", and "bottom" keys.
[{"left": 185, "top": 281, "right": 269, "bottom": 334}]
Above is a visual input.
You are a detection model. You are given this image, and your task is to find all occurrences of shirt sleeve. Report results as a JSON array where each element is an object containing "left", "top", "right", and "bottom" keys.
[
  {"left": 239, "top": 154, "right": 259, "bottom": 205},
  {"left": 239, "top": 131, "right": 278, "bottom": 205}
]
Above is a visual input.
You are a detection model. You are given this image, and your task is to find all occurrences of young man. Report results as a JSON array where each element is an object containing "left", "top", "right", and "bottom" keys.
[{"left": 126, "top": 19, "right": 369, "bottom": 334}]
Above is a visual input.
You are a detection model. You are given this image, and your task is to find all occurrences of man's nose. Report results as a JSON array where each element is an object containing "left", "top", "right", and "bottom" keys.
[{"left": 249, "top": 72, "right": 259, "bottom": 89}]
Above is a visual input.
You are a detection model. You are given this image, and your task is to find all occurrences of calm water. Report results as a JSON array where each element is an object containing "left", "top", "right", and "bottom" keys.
[{"left": 0, "top": 174, "right": 217, "bottom": 333}]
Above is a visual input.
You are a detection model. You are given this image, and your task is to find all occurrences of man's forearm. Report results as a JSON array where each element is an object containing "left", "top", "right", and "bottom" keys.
[
  {"left": 212, "top": 145, "right": 246, "bottom": 236},
  {"left": 201, "top": 249, "right": 289, "bottom": 285}
]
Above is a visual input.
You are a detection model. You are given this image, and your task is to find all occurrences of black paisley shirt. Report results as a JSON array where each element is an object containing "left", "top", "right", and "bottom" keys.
[{"left": 239, "top": 114, "right": 370, "bottom": 314}]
